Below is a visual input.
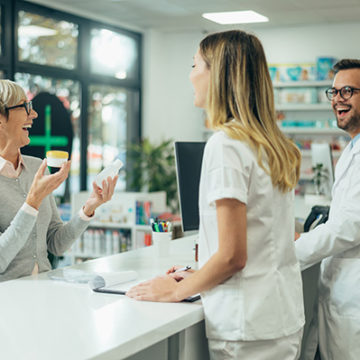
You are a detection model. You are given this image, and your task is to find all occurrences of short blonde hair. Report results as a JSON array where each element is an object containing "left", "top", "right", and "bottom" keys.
[
  {"left": 200, "top": 30, "right": 301, "bottom": 193},
  {"left": 0, "top": 80, "right": 27, "bottom": 117}
]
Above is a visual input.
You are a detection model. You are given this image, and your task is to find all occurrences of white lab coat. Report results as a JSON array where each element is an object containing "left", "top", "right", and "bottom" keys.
[
  {"left": 295, "top": 139, "right": 360, "bottom": 360},
  {"left": 199, "top": 131, "right": 304, "bottom": 347}
]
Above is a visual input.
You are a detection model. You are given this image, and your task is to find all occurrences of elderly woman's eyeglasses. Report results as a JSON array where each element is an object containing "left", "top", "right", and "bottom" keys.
[
  {"left": 5, "top": 101, "right": 33, "bottom": 115},
  {"left": 325, "top": 86, "right": 360, "bottom": 101}
]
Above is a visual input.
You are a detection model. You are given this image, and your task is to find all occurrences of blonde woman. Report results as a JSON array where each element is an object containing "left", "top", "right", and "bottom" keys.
[
  {"left": 127, "top": 30, "right": 305, "bottom": 359},
  {"left": 0, "top": 80, "right": 117, "bottom": 281}
]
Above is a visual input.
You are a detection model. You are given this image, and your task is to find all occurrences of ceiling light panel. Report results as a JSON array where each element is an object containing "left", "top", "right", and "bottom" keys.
[{"left": 202, "top": 10, "right": 269, "bottom": 24}]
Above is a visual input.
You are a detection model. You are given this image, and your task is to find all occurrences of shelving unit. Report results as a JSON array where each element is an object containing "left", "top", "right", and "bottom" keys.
[
  {"left": 273, "top": 78, "right": 350, "bottom": 194},
  {"left": 66, "top": 191, "right": 167, "bottom": 263},
  {"left": 280, "top": 127, "right": 346, "bottom": 135},
  {"left": 202, "top": 78, "right": 350, "bottom": 194},
  {"left": 273, "top": 79, "right": 333, "bottom": 116},
  {"left": 276, "top": 103, "right": 330, "bottom": 111},
  {"left": 273, "top": 80, "right": 334, "bottom": 88}
]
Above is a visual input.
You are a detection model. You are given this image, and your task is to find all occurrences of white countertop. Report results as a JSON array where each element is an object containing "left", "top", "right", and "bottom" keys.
[{"left": 0, "top": 235, "right": 203, "bottom": 360}]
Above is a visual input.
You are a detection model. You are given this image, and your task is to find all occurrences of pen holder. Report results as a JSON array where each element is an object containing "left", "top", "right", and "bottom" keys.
[{"left": 152, "top": 231, "right": 172, "bottom": 257}]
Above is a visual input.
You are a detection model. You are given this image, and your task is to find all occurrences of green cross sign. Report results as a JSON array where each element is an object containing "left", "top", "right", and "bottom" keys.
[{"left": 29, "top": 104, "right": 68, "bottom": 153}]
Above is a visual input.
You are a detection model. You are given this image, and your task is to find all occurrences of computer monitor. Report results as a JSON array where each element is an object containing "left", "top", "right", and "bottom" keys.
[
  {"left": 311, "top": 143, "right": 335, "bottom": 196},
  {"left": 174, "top": 141, "right": 206, "bottom": 232}
]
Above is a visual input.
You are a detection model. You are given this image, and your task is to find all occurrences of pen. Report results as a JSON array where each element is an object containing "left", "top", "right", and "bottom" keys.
[{"left": 175, "top": 265, "right": 191, "bottom": 273}]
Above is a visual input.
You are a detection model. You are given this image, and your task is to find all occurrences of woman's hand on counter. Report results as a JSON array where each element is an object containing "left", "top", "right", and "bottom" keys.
[
  {"left": 166, "top": 265, "right": 195, "bottom": 282},
  {"left": 126, "top": 275, "right": 181, "bottom": 302},
  {"left": 83, "top": 176, "right": 118, "bottom": 217},
  {"left": 294, "top": 232, "right": 301, "bottom": 241}
]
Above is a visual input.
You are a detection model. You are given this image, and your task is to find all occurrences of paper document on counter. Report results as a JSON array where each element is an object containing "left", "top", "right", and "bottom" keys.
[
  {"left": 88, "top": 270, "right": 138, "bottom": 291},
  {"left": 89, "top": 274, "right": 201, "bottom": 302}
]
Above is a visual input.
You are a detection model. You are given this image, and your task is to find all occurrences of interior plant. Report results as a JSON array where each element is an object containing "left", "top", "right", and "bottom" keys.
[{"left": 126, "top": 138, "right": 178, "bottom": 213}]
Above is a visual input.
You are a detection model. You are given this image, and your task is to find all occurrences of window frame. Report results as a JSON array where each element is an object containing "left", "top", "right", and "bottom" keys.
[{"left": 0, "top": 0, "right": 142, "bottom": 191}]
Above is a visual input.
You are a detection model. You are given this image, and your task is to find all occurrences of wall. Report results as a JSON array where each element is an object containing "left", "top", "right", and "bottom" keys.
[
  {"left": 143, "top": 22, "right": 360, "bottom": 143},
  {"left": 142, "top": 30, "right": 204, "bottom": 144}
]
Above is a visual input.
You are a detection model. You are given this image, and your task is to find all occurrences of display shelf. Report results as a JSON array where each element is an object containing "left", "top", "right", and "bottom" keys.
[
  {"left": 273, "top": 80, "right": 333, "bottom": 88},
  {"left": 276, "top": 103, "right": 330, "bottom": 111},
  {"left": 280, "top": 127, "right": 346, "bottom": 135},
  {"left": 272, "top": 73, "right": 350, "bottom": 192},
  {"left": 67, "top": 191, "right": 167, "bottom": 264},
  {"left": 89, "top": 221, "right": 133, "bottom": 229},
  {"left": 300, "top": 173, "right": 313, "bottom": 181},
  {"left": 301, "top": 149, "right": 342, "bottom": 158}
]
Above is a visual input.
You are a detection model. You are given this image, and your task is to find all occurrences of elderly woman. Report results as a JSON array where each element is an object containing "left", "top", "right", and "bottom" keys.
[{"left": 0, "top": 79, "right": 118, "bottom": 281}]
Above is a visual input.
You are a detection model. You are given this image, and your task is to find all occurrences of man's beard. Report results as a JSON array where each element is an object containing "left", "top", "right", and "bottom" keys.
[{"left": 337, "top": 110, "right": 360, "bottom": 133}]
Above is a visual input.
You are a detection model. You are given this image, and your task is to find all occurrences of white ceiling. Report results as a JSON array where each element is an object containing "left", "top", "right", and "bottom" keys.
[{"left": 27, "top": 0, "right": 360, "bottom": 32}]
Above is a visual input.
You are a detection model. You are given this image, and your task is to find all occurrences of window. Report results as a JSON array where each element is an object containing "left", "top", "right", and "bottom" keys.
[
  {"left": 15, "top": 72, "right": 81, "bottom": 194},
  {"left": 1, "top": 0, "right": 141, "bottom": 193},
  {"left": 90, "top": 28, "right": 138, "bottom": 80},
  {"left": 88, "top": 84, "right": 139, "bottom": 191},
  {"left": 18, "top": 11, "right": 78, "bottom": 69}
]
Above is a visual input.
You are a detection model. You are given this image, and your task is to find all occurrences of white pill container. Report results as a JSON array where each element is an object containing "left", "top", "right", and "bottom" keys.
[{"left": 46, "top": 150, "right": 69, "bottom": 168}]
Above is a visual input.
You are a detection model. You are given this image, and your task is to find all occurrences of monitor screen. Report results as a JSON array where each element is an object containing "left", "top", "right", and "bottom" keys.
[
  {"left": 174, "top": 141, "right": 206, "bottom": 232},
  {"left": 311, "top": 143, "right": 335, "bottom": 196}
]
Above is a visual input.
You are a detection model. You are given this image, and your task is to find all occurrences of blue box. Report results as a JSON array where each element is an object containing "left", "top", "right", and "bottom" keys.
[{"left": 316, "top": 57, "right": 337, "bottom": 80}]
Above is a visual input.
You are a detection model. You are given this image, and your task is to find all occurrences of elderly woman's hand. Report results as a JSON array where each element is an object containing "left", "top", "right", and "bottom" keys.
[
  {"left": 26, "top": 159, "right": 71, "bottom": 210},
  {"left": 82, "top": 176, "right": 118, "bottom": 217}
]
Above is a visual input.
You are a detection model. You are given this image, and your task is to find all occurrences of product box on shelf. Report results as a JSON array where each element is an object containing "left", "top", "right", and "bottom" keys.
[
  {"left": 135, "top": 200, "right": 152, "bottom": 225},
  {"left": 316, "top": 57, "right": 337, "bottom": 81},
  {"left": 72, "top": 228, "right": 133, "bottom": 258},
  {"left": 269, "top": 63, "right": 316, "bottom": 82},
  {"left": 278, "top": 88, "right": 317, "bottom": 104},
  {"left": 68, "top": 191, "right": 167, "bottom": 263}
]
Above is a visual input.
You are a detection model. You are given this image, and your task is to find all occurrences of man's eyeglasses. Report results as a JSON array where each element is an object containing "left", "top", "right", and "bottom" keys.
[
  {"left": 5, "top": 101, "right": 33, "bottom": 115},
  {"left": 325, "top": 86, "right": 360, "bottom": 101}
]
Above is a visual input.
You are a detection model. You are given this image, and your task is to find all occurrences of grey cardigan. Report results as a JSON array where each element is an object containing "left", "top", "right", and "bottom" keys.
[{"left": 0, "top": 155, "right": 89, "bottom": 281}]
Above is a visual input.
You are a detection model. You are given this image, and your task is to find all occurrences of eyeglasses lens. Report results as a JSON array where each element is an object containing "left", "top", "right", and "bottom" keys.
[
  {"left": 25, "top": 101, "right": 32, "bottom": 114},
  {"left": 326, "top": 89, "right": 335, "bottom": 101},
  {"left": 340, "top": 87, "right": 352, "bottom": 100}
]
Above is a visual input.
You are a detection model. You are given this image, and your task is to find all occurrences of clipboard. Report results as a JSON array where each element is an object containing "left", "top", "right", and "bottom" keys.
[{"left": 91, "top": 279, "right": 201, "bottom": 302}]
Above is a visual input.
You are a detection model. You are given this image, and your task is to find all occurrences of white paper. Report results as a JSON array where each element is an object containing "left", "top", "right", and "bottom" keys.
[{"left": 89, "top": 270, "right": 138, "bottom": 290}]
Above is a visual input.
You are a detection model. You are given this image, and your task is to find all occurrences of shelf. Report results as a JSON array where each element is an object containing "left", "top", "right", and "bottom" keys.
[
  {"left": 71, "top": 253, "right": 127, "bottom": 258},
  {"left": 71, "top": 253, "right": 98, "bottom": 259},
  {"left": 301, "top": 149, "right": 342, "bottom": 157},
  {"left": 89, "top": 221, "right": 133, "bottom": 229},
  {"left": 280, "top": 127, "right": 346, "bottom": 135},
  {"left": 273, "top": 80, "right": 333, "bottom": 88},
  {"left": 88, "top": 222, "right": 151, "bottom": 230},
  {"left": 276, "top": 103, "right": 331, "bottom": 111},
  {"left": 135, "top": 224, "right": 152, "bottom": 231},
  {"left": 300, "top": 173, "right": 313, "bottom": 181}
]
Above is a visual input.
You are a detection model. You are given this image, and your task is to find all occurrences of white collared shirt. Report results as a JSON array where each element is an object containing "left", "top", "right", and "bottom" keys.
[{"left": 198, "top": 131, "right": 304, "bottom": 341}]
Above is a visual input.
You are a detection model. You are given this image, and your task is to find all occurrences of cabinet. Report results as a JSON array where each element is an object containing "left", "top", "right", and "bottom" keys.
[
  {"left": 274, "top": 79, "right": 334, "bottom": 122},
  {"left": 202, "top": 80, "right": 350, "bottom": 194},
  {"left": 66, "top": 191, "right": 167, "bottom": 263},
  {"left": 273, "top": 80, "right": 350, "bottom": 192}
]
